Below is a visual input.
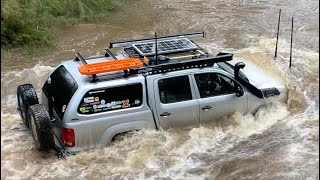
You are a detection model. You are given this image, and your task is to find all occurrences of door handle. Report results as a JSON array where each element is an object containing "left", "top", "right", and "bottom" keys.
[
  {"left": 160, "top": 112, "right": 171, "bottom": 117},
  {"left": 201, "top": 105, "right": 212, "bottom": 111}
]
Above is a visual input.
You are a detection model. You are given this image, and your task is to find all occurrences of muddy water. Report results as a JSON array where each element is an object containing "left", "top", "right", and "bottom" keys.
[{"left": 1, "top": 0, "right": 319, "bottom": 179}]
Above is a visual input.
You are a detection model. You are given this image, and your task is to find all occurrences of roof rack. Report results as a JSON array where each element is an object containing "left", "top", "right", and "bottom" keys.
[
  {"left": 129, "top": 52, "right": 233, "bottom": 76},
  {"left": 75, "top": 32, "right": 234, "bottom": 81},
  {"left": 109, "top": 31, "right": 205, "bottom": 48},
  {"left": 75, "top": 51, "right": 143, "bottom": 82},
  {"left": 74, "top": 52, "right": 232, "bottom": 81}
]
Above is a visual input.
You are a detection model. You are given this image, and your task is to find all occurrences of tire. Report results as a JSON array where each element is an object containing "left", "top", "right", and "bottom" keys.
[
  {"left": 28, "top": 104, "right": 54, "bottom": 151},
  {"left": 17, "top": 84, "right": 39, "bottom": 128}
]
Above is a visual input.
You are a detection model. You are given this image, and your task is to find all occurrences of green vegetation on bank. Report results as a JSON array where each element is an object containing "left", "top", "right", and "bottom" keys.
[{"left": 1, "top": 0, "right": 124, "bottom": 47}]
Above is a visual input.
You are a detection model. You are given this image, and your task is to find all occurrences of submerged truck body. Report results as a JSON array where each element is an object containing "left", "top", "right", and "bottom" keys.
[{"left": 17, "top": 32, "right": 285, "bottom": 153}]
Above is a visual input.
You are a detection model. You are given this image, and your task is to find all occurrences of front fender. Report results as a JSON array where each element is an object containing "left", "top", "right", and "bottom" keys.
[{"left": 100, "top": 120, "right": 156, "bottom": 145}]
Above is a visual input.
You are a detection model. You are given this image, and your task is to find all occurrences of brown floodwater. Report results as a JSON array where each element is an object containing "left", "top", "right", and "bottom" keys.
[{"left": 1, "top": 0, "right": 319, "bottom": 179}]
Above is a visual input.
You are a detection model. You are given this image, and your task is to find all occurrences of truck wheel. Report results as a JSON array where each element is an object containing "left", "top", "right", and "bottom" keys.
[
  {"left": 28, "top": 104, "right": 54, "bottom": 151},
  {"left": 17, "top": 84, "right": 39, "bottom": 128}
]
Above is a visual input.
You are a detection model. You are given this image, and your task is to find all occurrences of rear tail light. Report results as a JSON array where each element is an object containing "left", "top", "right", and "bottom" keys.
[{"left": 62, "top": 127, "right": 75, "bottom": 147}]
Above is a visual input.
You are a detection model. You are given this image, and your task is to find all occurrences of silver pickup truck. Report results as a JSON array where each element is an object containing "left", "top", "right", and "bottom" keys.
[{"left": 16, "top": 32, "right": 285, "bottom": 153}]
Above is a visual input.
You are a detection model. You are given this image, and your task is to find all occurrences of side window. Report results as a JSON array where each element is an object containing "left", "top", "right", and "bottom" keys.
[
  {"left": 158, "top": 75, "right": 192, "bottom": 104},
  {"left": 194, "top": 73, "right": 237, "bottom": 98},
  {"left": 78, "top": 83, "right": 143, "bottom": 114}
]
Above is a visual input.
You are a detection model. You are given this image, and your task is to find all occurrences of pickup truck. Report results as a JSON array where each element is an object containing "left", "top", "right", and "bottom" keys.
[{"left": 16, "top": 32, "right": 285, "bottom": 153}]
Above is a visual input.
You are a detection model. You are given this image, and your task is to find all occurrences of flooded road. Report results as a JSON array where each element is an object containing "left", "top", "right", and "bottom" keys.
[{"left": 1, "top": 0, "right": 319, "bottom": 179}]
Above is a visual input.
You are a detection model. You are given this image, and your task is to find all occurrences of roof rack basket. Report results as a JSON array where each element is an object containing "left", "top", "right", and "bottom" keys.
[
  {"left": 129, "top": 52, "right": 233, "bottom": 75},
  {"left": 75, "top": 52, "right": 233, "bottom": 81}
]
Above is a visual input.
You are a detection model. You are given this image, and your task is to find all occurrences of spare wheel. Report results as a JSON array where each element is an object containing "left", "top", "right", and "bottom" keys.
[
  {"left": 28, "top": 104, "right": 54, "bottom": 151},
  {"left": 17, "top": 84, "right": 39, "bottom": 127}
]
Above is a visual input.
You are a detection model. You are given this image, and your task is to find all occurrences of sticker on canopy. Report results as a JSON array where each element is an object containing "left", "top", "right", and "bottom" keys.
[
  {"left": 84, "top": 97, "right": 94, "bottom": 103},
  {"left": 109, "top": 101, "right": 122, "bottom": 106},
  {"left": 134, "top": 99, "right": 141, "bottom": 105},
  {"left": 94, "top": 108, "right": 102, "bottom": 112},
  {"left": 90, "top": 101, "right": 100, "bottom": 105},
  {"left": 122, "top": 99, "right": 130, "bottom": 108},
  {"left": 97, "top": 104, "right": 108, "bottom": 108},
  {"left": 62, "top": 105, "right": 67, "bottom": 112},
  {"left": 89, "top": 90, "right": 105, "bottom": 95},
  {"left": 111, "top": 105, "right": 121, "bottom": 109}
]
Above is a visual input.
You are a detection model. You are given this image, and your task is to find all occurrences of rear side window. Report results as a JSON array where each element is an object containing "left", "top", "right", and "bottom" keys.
[
  {"left": 78, "top": 83, "right": 143, "bottom": 114},
  {"left": 43, "top": 65, "right": 78, "bottom": 119},
  {"left": 158, "top": 75, "right": 192, "bottom": 104}
]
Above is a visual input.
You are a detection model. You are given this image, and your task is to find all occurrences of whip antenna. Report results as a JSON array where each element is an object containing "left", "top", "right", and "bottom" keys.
[{"left": 155, "top": 32, "right": 158, "bottom": 65}]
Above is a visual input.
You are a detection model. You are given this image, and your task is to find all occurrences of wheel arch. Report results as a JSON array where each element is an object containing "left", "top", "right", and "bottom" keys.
[{"left": 100, "top": 120, "right": 156, "bottom": 145}]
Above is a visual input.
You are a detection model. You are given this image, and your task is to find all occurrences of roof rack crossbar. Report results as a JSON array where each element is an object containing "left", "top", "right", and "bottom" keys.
[
  {"left": 75, "top": 52, "right": 87, "bottom": 64},
  {"left": 109, "top": 31, "right": 205, "bottom": 48},
  {"left": 104, "top": 48, "right": 117, "bottom": 59},
  {"left": 104, "top": 48, "right": 131, "bottom": 77},
  {"left": 75, "top": 52, "right": 99, "bottom": 82},
  {"left": 129, "top": 53, "right": 233, "bottom": 75}
]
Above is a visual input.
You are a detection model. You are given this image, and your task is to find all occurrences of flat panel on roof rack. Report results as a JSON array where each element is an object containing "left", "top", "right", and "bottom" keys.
[{"left": 132, "top": 37, "right": 198, "bottom": 56}]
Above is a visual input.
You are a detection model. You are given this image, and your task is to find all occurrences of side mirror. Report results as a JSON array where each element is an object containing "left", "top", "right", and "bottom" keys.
[
  {"left": 236, "top": 85, "right": 244, "bottom": 97},
  {"left": 234, "top": 62, "right": 245, "bottom": 79}
]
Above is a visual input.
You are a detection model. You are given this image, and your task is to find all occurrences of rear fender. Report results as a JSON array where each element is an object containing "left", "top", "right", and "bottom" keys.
[{"left": 100, "top": 120, "right": 156, "bottom": 145}]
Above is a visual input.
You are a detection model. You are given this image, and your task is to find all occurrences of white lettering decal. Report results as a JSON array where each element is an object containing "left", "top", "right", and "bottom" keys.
[
  {"left": 89, "top": 90, "right": 105, "bottom": 94},
  {"left": 84, "top": 97, "right": 94, "bottom": 103},
  {"left": 134, "top": 99, "right": 141, "bottom": 105},
  {"left": 62, "top": 105, "right": 67, "bottom": 112}
]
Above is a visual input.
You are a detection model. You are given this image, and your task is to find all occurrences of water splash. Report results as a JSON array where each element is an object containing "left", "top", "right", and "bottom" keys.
[{"left": 1, "top": 0, "right": 318, "bottom": 178}]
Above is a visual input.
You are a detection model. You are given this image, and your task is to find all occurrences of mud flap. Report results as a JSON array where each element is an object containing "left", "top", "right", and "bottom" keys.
[{"left": 52, "top": 145, "right": 71, "bottom": 159}]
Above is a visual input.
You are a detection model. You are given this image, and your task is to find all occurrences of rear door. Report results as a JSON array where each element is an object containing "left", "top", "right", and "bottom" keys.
[
  {"left": 153, "top": 74, "right": 200, "bottom": 130},
  {"left": 192, "top": 72, "right": 247, "bottom": 124},
  {"left": 42, "top": 65, "right": 78, "bottom": 142}
]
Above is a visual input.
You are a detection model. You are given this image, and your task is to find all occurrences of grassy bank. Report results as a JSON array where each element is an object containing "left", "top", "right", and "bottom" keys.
[{"left": 1, "top": 0, "right": 125, "bottom": 47}]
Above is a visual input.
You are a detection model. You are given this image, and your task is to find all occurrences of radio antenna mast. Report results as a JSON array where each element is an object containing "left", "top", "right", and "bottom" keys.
[{"left": 155, "top": 32, "right": 158, "bottom": 65}]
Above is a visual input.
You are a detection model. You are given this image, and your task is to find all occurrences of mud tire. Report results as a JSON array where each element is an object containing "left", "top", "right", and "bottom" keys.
[
  {"left": 28, "top": 104, "right": 54, "bottom": 151},
  {"left": 17, "top": 84, "right": 39, "bottom": 127}
]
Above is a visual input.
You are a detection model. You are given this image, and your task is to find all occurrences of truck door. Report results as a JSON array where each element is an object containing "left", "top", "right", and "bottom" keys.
[
  {"left": 153, "top": 75, "right": 200, "bottom": 130},
  {"left": 193, "top": 72, "right": 247, "bottom": 124}
]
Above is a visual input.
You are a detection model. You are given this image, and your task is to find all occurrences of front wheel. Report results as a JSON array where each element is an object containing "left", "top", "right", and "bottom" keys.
[{"left": 28, "top": 104, "right": 54, "bottom": 151}]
